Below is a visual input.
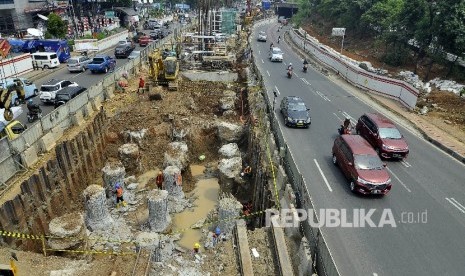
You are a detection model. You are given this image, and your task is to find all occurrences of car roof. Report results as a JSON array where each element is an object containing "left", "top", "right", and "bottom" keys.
[
  {"left": 42, "top": 79, "right": 65, "bottom": 85},
  {"left": 56, "top": 86, "right": 86, "bottom": 94},
  {"left": 284, "top": 96, "right": 305, "bottom": 103},
  {"left": 341, "top": 135, "right": 377, "bottom": 155},
  {"left": 364, "top": 113, "right": 396, "bottom": 128},
  {"left": 272, "top": 47, "right": 282, "bottom": 51}
]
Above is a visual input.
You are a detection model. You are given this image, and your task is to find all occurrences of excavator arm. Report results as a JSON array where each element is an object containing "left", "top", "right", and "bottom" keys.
[{"left": 0, "top": 89, "right": 14, "bottom": 121}]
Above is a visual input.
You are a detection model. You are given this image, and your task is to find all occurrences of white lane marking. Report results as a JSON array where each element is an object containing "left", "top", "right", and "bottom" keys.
[
  {"left": 315, "top": 90, "right": 330, "bottom": 101},
  {"left": 283, "top": 62, "right": 287, "bottom": 65},
  {"left": 72, "top": 71, "right": 86, "bottom": 78},
  {"left": 373, "top": 273, "right": 379, "bottom": 276},
  {"left": 386, "top": 167, "right": 411, "bottom": 192},
  {"left": 301, "top": 78, "right": 310, "bottom": 85},
  {"left": 259, "top": 50, "right": 261, "bottom": 54},
  {"left": 294, "top": 72, "right": 299, "bottom": 78},
  {"left": 274, "top": 86, "right": 281, "bottom": 95},
  {"left": 333, "top": 112, "right": 343, "bottom": 122},
  {"left": 446, "top": 198, "right": 465, "bottom": 213},
  {"left": 400, "top": 160, "right": 412, "bottom": 168},
  {"left": 313, "top": 159, "right": 333, "bottom": 192},
  {"left": 267, "top": 70, "right": 270, "bottom": 76},
  {"left": 261, "top": 59, "right": 264, "bottom": 63}
]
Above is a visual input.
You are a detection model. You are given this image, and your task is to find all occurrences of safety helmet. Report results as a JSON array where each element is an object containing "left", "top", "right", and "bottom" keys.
[
  {"left": 289, "top": 63, "right": 292, "bottom": 66},
  {"left": 28, "top": 99, "right": 33, "bottom": 104},
  {"left": 194, "top": 242, "right": 200, "bottom": 248},
  {"left": 215, "top": 227, "right": 221, "bottom": 235},
  {"left": 115, "top": 183, "right": 120, "bottom": 189},
  {"left": 158, "top": 171, "right": 162, "bottom": 175}
]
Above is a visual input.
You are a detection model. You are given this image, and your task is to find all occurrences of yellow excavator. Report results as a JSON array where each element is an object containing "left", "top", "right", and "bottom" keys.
[
  {"left": 148, "top": 48, "right": 179, "bottom": 90},
  {"left": 0, "top": 81, "right": 25, "bottom": 121},
  {"left": 0, "top": 252, "right": 18, "bottom": 275}
]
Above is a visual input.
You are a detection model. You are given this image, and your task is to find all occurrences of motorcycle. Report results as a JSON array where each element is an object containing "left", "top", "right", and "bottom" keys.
[
  {"left": 287, "top": 69, "right": 293, "bottom": 79},
  {"left": 27, "top": 110, "right": 42, "bottom": 123},
  {"left": 303, "top": 64, "right": 308, "bottom": 73},
  {"left": 338, "top": 125, "right": 352, "bottom": 135}
]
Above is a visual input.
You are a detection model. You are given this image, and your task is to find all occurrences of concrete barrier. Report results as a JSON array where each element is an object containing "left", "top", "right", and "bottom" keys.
[
  {"left": 270, "top": 215, "right": 295, "bottom": 276},
  {"left": 234, "top": 220, "right": 254, "bottom": 276}
]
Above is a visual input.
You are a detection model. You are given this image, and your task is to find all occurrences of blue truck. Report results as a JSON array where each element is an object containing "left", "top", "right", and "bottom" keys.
[
  {"left": 22, "top": 39, "right": 71, "bottom": 63},
  {"left": 87, "top": 55, "right": 116, "bottom": 74}
]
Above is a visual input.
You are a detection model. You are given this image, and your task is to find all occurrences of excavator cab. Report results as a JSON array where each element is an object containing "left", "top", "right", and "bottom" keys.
[{"left": 0, "top": 79, "right": 26, "bottom": 121}]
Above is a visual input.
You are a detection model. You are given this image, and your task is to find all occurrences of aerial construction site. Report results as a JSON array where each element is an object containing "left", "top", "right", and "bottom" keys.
[{"left": 0, "top": 6, "right": 307, "bottom": 276}]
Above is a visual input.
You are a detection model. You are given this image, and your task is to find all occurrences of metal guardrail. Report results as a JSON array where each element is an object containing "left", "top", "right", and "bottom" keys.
[{"left": 250, "top": 18, "right": 341, "bottom": 276}]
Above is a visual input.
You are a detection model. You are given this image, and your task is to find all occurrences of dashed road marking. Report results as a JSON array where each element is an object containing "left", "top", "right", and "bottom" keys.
[
  {"left": 261, "top": 59, "right": 264, "bottom": 63},
  {"left": 316, "top": 90, "right": 331, "bottom": 102},
  {"left": 314, "top": 159, "right": 333, "bottom": 192},
  {"left": 301, "top": 78, "right": 310, "bottom": 85},
  {"left": 341, "top": 111, "right": 357, "bottom": 125},
  {"left": 274, "top": 86, "right": 281, "bottom": 95},
  {"left": 386, "top": 167, "right": 411, "bottom": 192},
  {"left": 294, "top": 72, "right": 299, "bottom": 78},
  {"left": 446, "top": 198, "right": 465, "bottom": 213},
  {"left": 401, "top": 160, "right": 412, "bottom": 168},
  {"left": 267, "top": 70, "right": 270, "bottom": 76}
]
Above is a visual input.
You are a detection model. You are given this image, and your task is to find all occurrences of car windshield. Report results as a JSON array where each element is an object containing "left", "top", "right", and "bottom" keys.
[
  {"left": 379, "top": 127, "right": 402, "bottom": 139},
  {"left": 68, "top": 59, "right": 78, "bottom": 64},
  {"left": 165, "top": 60, "right": 176, "bottom": 74},
  {"left": 259, "top": 32, "right": 266, "bottom": 35},
  {"left": 289, "top": 102, "right": 306, "bottom": 111},
  {"left": 354, "top": 154, "right": 384, "bottom": 170},
  {"left": 272, "top": 49, "right": 282, "bottom": 55},
  {"left": 93, "top": 58, "right": 104, "bottom": 63},
  {"left": 56, "top": 94, "right": 70, "bottom": 101},
  {"left": 41, "top": 85, "right": 59, "bottom": 92}
]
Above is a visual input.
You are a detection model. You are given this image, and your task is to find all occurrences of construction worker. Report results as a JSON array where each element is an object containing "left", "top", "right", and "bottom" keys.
[
  {"left": 213, "top": 226, "right": 221, "bottom": 246},
  {"left": 115, "top": 183, "right": 127, "bottom": 208},
  {"left": 241, "top": 164, "right": 252, "bottom": 177},
  {"left": 156, "top": 171, "right": 164, "bottom": 190},
  {"left": 193, "top": 242, "right": 200, "bottom": 253},
  {"left": 138, "top": 77, "right": 145, "bottom": 94}
]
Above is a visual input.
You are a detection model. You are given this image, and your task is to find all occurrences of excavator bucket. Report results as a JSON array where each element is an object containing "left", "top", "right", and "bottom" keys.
[{"left": 0, "top": 88, "right": 14, "bottom": 121}]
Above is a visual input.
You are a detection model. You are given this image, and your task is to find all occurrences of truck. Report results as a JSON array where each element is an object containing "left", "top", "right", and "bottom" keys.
[
  {"left": 22, "top": 39, "right": 71, "bottom": 63},
  {"left": 87, "top": 55, "right": 116, "bottom": 74},
  {"left": 0, "top": 107, "right": 27, "bottom": 140}
]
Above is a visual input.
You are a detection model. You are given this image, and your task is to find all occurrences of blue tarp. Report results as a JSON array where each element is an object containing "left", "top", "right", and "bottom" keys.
[{"left": 7, "top": 39, "right": 25, "bottom": 53}]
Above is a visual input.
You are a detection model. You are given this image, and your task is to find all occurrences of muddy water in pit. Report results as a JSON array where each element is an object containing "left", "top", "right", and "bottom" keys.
[
  {"left": 137, "top": 169, "right": 159, "bottom": 188},
  {"left": 173, "top": 165, "right": 219, "bottom": 249}
]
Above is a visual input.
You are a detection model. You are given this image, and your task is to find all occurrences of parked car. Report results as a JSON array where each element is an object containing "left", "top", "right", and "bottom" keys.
[
  {"left": 0, "top": 78, "right": 38, "bottom": 106},
  {"left": 67, "top": 56, "right": 92, "bottom": 72},
  {"left": 54, "top": 86, "right": 87, "bottom": 108},
  {"left": 280, "top": 96, "right": 311, "bottom": 128},
  {"left": 355, "top": 113, "right": 409, "bottom": 159},
  {"left": 128, "top": 51, "right": 141, "bottom": 60},
  {"left": 257, "top": 31, "right": 267, "bottom": 42},
  {"left": 115, "top": 44, "right": 134, "bottom": 58},
  {"left": 139, "top": 35, "right": 151, "bottom": 46},
  {"left": 332, "top": 135, "right": 392, "bottom": 195},
  {"left": 269, "top": 47, "right": 283, "bottom": 62},
  {"left": 88, "top": 55, "right": 116, "bottom": 73},
  {"left": 39, "top": 79, "right": 78, "bottom": 104}
]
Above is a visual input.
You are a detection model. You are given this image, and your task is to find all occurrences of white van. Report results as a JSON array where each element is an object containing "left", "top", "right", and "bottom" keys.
[{"left": 31, "top": 52, "right": 60, "bottom": 69}]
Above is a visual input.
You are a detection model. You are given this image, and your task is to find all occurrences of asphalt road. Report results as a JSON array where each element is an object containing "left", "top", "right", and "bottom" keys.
[{"left": 253, "top": 22, "right": 465, "bottom": 275}]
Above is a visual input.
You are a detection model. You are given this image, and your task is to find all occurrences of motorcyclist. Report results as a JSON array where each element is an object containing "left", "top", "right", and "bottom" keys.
[
  {"left": 270, "top": 42, "right": 274, "bottom": 50},
  {"left": 303, "top": 59, "right": 309, "bottom": 72},
  {"left": 287, "top": 63, "right": 293, "bottom": 71},
  {"left": 278, "top": 36, "right": 281, "bottom": 43},
  {"left": 27, "top": 99, "right": 41, "bottom": 115},
  {"left": 339, "top": 118, "right": 352, "bottom": 135}
]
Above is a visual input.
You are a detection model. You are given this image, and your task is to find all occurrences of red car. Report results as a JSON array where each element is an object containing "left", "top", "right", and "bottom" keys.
[
  {"left": 139, "top": 36, "right": 151, "bottom": 47},
  {"left": 355, "top": 113, "right": 409, "bottom": 160},
  {"left": 332, "top": 135, "right": 392, "bottom": 195}
]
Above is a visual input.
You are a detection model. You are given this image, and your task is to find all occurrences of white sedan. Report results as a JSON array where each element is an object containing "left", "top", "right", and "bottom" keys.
[
  {"left": 257, "top": 31, "right": 267, "bottom": 42},
  {"left": 128, "top": 51, "right": 141, "bottom": 60}
]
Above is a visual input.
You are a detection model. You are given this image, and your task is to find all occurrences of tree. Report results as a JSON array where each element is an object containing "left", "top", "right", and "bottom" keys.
[{"left": 45, "top": 13, "right": 67, "bottom": 39}]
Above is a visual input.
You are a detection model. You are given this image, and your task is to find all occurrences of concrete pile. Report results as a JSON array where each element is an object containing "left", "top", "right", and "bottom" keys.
[
  {"left": 217, "top": 121, "right": 245, "bottom": 144},
  {"left": 121, "top": 128, "right": 148, "bottom": 146},
  {"left": 219, "top": 90, "right": 237, "bottom": 117},
  {"left": 101, "top": 161, "right": 126, "bottom": 197},
  {"left": 83, "top": 185, "right": 114, "bottom": 231},
  {"left": 218, "top": 143, "right": 241, "bottom": 158},
  {"left": 48, "top": 212, "right": 85, "bottom": 250},
  {"left": 118, "top": 143, "right": 141, "bottom": 174},
  {"left": 135, "top": 232, "right": 178, "bottom": 263},
  {"left": 217, "top": 194, "right": 243, "bottom": 235},
  {"left": 148, "top": 189, "right": 171, "bottom": 232},
  {"left": 217, "top": 157, "right": 242, "bottom": 194},
  {"left": 164, "top": 142, "right": 190, "bottom": 171}
]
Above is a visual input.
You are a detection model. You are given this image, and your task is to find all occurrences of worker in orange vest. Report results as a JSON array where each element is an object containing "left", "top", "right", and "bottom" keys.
[
  {"left": 115, "top": 183, "right": 127, "bottom": 208},
  {"left": 138, "top": 77, "right": 145, "bottom": 94},
  {"left": 156, "top": 171, "right": 164, "bottom": 190}
]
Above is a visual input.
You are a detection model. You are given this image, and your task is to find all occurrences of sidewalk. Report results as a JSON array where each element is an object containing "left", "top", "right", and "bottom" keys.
[{"left": 283, "top": 28, "right": 465, "bottom": 164}]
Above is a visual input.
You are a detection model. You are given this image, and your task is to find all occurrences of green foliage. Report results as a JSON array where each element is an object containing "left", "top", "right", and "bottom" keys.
[{"left": 46, "top": 13, "right": 67, "bottom": 39}]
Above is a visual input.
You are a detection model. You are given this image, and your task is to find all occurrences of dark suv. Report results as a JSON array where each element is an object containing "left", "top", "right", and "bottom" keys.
[
  {"left": 54, "top": 86, "right": 87, "bottom": 108},
  {"left": 280, "top": 96, "right": 311, "bottom": 128},
  {"left": 355, "top": 113, "right": 409, "bottom": 159},
  {"left": 332, "top": 135, "right": 392, "bottom": 195}
]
